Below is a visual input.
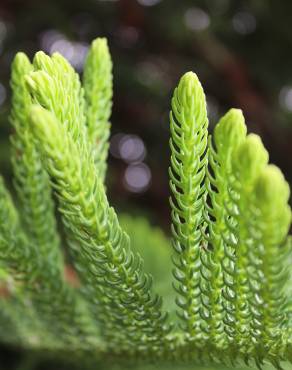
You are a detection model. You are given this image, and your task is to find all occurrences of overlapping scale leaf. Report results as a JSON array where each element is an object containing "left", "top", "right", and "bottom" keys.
[
  {"left": 246, "top": 165, "right": 291, "bottom": 363},
  {"left": 0, "top": 176, "right": 96, "bottom": 349},
  {"left": 83, "top": 38, "right": 113, "bottom": 183},
  {"left": 10, "top": 52, "right": 62, "bottom": 274},
  {"left": 202, "top": 109, "right": 247, "bottom": 348},
  {"left": 221, "top": 135, "right": 268, "bottom": 355},
  {"left": 169, "top": 71, "right": 208, "bottom": 340},
  {"left": 0, "top": 40, "right": 290, "bottom": 369},
  {"left": 26, "top": 49, "right": 170, "bottom": 351},
  {"left": 29, "top": 105, "right": 170, "bottom": 353},
  {"left": 25, "top": 51, "right": 86, "bottom": 142}
]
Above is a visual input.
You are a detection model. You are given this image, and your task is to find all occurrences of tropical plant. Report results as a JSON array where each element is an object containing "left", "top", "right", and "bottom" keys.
[{"left": 0, "top": 37, "right": 291, "bottom": 370}]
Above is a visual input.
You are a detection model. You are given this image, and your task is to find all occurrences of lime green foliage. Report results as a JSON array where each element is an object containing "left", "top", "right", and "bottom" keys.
[
  {"left": 29, "top": 104, "right": 169, "bottom": 351},
  {"left": 204, "top": 109, "right": 247, "bottom": 347},
  {"left": 0, "top": 38, "right": 291, "bottom": 370},
  {"left": 26, "top": 50, "right": 86, "bottom": 143},
  {"left": 10, "top": 52, "right": 62, "bottom": 276},
  {"left": 169, "top": 72, "right": 208, "bottom": 341},
  {"left": 83, "top": 38, "right": 113, "bottom": 182}
]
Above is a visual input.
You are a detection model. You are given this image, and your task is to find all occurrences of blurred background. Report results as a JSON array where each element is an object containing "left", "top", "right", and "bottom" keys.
[{"left": 1, "top": 0, "right": 292, "bottom": 230}]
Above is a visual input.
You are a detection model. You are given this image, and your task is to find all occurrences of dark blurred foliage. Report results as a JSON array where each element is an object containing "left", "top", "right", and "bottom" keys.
[{"left": 1, "top": 0, "right": 292, "bottom": 231}]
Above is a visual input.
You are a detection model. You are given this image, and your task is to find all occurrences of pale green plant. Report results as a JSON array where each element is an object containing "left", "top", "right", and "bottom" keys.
[{"left": 0, "top": 37, "right": 291, "bottom": 370}]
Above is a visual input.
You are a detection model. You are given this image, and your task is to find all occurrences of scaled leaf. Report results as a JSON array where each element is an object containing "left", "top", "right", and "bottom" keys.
[
  {"left": 169, "top": 72, "right": 209, "bottom": 340},
  {"left": 29, "top": 105, "right": 170, "bottom": 352},
  {"left": 83, "top": 38, "right": 113, "bottom": 183}
]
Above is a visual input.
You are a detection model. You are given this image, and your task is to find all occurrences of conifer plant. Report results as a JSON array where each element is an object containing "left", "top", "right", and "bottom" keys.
[{"left": 0, "top": 38, "right": 291, "bottom": 370}]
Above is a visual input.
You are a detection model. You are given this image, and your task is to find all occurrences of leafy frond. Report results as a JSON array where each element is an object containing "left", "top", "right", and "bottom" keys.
[
  {"left": 0, "top": 176, "right": 33, "bottom": 279},
  {"left": 169, "top": 72, "right": 209, "bottom": 340},
  {"left": 0, "top": 176, "right": 97, "bottom": 349},
  {"left": 10, "top": 52, "right": 62, "bottom": 272},
  {"left": 25, "top": 51, "right": 86, "bottom": 142},
  {"left": 202, "top": 109, "right": 247, "bottom": 347},
  {"left": 28, "top": 105, "right": 170, "bottom": 352},
  {"left": 0, "top": 38, "right": 291, "bottom": 370},
  {"left": 169, "top": 71, "right": 292, "bottom": 367},
  {"left": 83, "top": 38, "right": 113, "bottom": 182},
  {"left": 227, "top": 135, "right": 269, "bottom": 350},
  {"left": 0, "top": 177, "right": 52, "bottom": 345},
  {"left": 233, "top": 159, "right": 291, "bottom": 361}
]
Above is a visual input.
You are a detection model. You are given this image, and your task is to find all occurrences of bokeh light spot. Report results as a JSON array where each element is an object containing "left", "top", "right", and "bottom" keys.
[
  {"left": 137, "top": 0, "right": 162, "bottom": 6},
  {"left": 232, "top": 12, "right": 256, "bottom": 35},
  {"left": 40, "top": 30, "right": 89, "bottom": 71},
  {"left": 124, "top": 163, "right": 151, "bottom": 193},
  {"left": 279, "top": 86, "right": 292, "bottom": 111},
  {"left": 119, "top": 135, "right": 146, "bottom": 163},
  {"left": 110, "top": 133, "right": 146, "bottom": 163},
  {"left": 184, "top": 7, "right": 210, "bottom": 31}
]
